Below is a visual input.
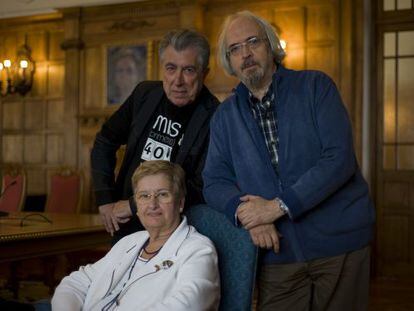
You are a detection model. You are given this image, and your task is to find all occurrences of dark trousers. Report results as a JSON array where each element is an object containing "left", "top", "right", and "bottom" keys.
[
  {"left": 258, "top": 246, "right": 371, "bottom": 311},
  {"left": 0, "top": 299, "right": 34, "bottom": 311}
]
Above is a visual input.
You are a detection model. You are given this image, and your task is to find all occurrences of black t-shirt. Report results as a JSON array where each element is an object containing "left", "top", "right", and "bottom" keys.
[{"left": 123, "top": 95, "right": 196, "bottom": 195}]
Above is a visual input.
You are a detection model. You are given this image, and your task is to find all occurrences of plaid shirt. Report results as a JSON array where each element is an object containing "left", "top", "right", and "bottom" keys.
[{"left": 249, "top": 84, "right": 279, "bottom": 172}]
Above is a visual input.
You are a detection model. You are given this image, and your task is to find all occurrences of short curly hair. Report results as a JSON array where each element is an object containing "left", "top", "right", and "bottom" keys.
[
  {"left": 159, "top": 29, "right": 210, "bottom": 72},
  {"left": 132, "top": 160, "right": 186, "bottom": 199}
]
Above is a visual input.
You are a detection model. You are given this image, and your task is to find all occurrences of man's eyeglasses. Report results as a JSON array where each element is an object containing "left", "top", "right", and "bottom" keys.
[
  {"left": 136, "top": 190, "right": 174, "bottom": 205},
  {"left": 226, "top": 36, "right": 267, "bottom": 57}
]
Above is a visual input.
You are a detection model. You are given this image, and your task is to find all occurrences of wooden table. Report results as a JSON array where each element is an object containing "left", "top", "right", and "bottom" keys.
[{"left": 0, "top": 212, "right": 110, "bottom": 263}]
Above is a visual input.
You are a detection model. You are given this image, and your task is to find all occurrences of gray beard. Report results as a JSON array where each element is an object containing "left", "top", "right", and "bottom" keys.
[{"left": 241, "top": 69, "right": 265, "bottom": 91}]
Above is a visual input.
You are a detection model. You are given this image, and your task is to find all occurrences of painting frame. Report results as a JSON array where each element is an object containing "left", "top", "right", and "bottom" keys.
[{"left": 103, "top": 41, "right": 155, "bottom": 107}]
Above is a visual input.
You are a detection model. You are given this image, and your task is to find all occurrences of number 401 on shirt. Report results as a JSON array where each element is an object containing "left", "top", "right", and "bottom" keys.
[{"left": 141, "top": 138, "right": 172, "bottom": 161}]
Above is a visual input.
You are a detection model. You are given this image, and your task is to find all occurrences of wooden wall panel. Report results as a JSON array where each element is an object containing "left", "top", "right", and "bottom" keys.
[
  {"left": 306, "top": 45, "right": 337, "bottom": 81},
  {"left": 2, "top": 101, "right": 23, "bottom": 130},
  {"left": 47, "top": 63, "right": 65, "bottom": 97},
  {"left": 24, "top": 100, "right": 45, "bottom": 130},
  {"left": 202, "top": 13, "right": 223, "bottom": 87},
  {"left": 2, "top": 35, "right": 18, "bottom": 60},
  {"left": 283, "top": 48, "right": 305, "bottom": 70},
  {"left": 27, "top": 31, "right": 48, "bottom": 62},
  {"left": 26, "top": 168, "right": 45, "bottom": 194},
  {"left": 46, "top": 134, "right": 63, "bottom": 164},
  {"left": 306, "top": 4, "right": 336, "bottom": 42},
  {"left": 47, "top": 99, "right": 64, "bottom": 128},
  {"left": 24, "top": 135, "right": 45, "bottom": 163},
  {"left": 273, "top": 7, "right": 305, "bottom": 47},
  {"left": 31, "top": 63, "right": 48, "bottom": 97},
  {"left": 273, "top": 7, "right": 305, "bottom": 70},
  {"left": 78, "top": 117, "right": 104, "bottom": 212},
  {"left": 2, "top": 135, "right": 23, "bottom": 162},
  {"left": 49, "top": 31, "right": 65, "bottom": 61},
  {"left": 82, "top": 47, "right": 103, "bottom": 110}
]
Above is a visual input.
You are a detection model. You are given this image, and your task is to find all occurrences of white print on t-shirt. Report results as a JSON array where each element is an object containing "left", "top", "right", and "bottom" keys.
[
  {"left": 153, "top": 115, "right": 181, "bottom": 138},
  {"left": 141, "top": 114, "right": 183, "bottom": 161},
  {"left": 141, "top": 138, "right": 172, "bottom": 161},
  {"left": 178, "top": 134, "right": 184, "bottom": 146}
]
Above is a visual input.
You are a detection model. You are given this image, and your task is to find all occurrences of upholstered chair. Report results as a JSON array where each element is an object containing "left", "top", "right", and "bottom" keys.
[
  {"left": 0, "top": 164, "right": 26, "bottom": 213},
  {"left": 45, "top": 167, "right": 83, "bottom": 213},
  {"left": 185, "top": 204, "right": 258, "bottom": 311}
]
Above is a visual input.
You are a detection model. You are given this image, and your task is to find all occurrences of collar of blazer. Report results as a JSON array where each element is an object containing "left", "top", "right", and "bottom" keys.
[
  {"left": 129, "top": 83, "right": 216, "bottom": 166},
  {"left": 104, "top": 216, "right": 192, "bottom": 297}
]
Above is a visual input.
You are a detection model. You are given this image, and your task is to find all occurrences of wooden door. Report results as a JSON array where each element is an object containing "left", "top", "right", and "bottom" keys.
[{"left": 375, "top": 0, "right": 414, "bottom": 278}]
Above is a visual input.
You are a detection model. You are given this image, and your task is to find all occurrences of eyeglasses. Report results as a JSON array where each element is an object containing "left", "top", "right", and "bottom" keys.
[
  {"left": 136, "top": 190, "right": 174, "bottom": 205},
  {"left": 226, "top": 36, "right": 267, "bottom": 57}
]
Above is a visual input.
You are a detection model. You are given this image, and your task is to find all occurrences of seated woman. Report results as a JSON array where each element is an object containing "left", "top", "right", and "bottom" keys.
[{"left": 52, "top": 160, "right": 220, "bottom": 310}]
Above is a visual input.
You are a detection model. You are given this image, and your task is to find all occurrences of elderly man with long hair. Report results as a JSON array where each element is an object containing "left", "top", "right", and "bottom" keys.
[{"left": 203, "top": 11, "right": 375, "bottom": 311}]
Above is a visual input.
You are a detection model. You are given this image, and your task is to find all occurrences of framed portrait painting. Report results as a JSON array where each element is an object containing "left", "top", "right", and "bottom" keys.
[{"left": 106, "top": 44, "right": 147, "bottom": 105}]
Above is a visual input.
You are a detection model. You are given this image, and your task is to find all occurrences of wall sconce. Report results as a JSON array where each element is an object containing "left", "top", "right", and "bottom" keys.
[
  {"left": 0, "top": 44, "right": 35, "bottom": 97},
  {"left": 280, "top": 39, "right": 287, "bottom": 51}
]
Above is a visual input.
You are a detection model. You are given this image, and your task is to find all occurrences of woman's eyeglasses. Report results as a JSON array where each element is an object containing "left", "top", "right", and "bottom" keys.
[{"left": 136, "top": 190, "right": 174, "bottom": 204}]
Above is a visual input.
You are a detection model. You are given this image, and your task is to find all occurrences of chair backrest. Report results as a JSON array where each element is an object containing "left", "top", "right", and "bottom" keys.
[
  {"left": 185, "top": 204, "right": 258, "bottom": 311},
  {"left": 45, "top": 167, "right": 83, "bottom": 213},
  {"left": 0, "top": 165, "right": 26, "bottom": 212}
]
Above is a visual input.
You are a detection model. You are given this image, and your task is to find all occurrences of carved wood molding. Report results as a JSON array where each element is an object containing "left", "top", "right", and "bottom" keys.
[
  {"left": 107, "top": 19, "right": 156, "bottom": 32},
  {"left": 78, "top": 115, "right": 108, "bottom": 128},
  {"left": 0, "top": 13, "right": 62, "bottom": 29},
  {"left": 60, "top": 38, "right": 85, "bottom": 50},
  {"left": 81, "top": 1, "right": 179, "bottom": 20}
]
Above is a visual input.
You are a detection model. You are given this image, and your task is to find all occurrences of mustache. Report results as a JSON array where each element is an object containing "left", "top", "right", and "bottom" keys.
[{"left": 241, "top": 58, "right": 259, "bottom": 70}]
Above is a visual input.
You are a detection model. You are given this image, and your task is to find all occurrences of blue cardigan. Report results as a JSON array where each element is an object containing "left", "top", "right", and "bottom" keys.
[{"left": 203, "top": 66, "right": 375, "bottom": 264}]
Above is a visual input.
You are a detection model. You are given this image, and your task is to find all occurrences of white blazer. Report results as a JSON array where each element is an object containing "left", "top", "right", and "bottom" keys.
[{"left": 52, "top": 216, "right": 220, "bottom": 311}]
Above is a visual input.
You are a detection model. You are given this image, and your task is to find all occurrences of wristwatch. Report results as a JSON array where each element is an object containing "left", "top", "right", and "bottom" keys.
[{"left": 275, "top": 197, "right": 289, "bottom": 215}]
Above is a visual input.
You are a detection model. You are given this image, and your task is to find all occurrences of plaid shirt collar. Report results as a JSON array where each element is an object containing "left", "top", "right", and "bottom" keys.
[
  {"left": 248, "top": 82, "right": 275, "bottom": 115},
  {"left": 247, "top": 80, "right": 279, "bottom": 172}
]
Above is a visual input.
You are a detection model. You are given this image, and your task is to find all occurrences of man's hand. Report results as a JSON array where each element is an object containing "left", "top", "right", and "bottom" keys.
[
  {"left": 98, "top": 203, "right": 119, "bottom": 236},
  {"left": 237, "top": 194, "right": 285, "bottom": 229},
  {"left": 113, "top": 200, "right": 133, "bottom": 222},
  {"left": 249, "top": 223, "right": 280, "bottom": 253}
]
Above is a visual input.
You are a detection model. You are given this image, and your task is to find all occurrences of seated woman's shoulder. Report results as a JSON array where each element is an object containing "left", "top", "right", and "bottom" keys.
[
  {"left": 185, "top": 226, "right": 217, "bottom": 252},
  {"left": 112, "top": 231, "right": 147, "bottom": 250}
]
